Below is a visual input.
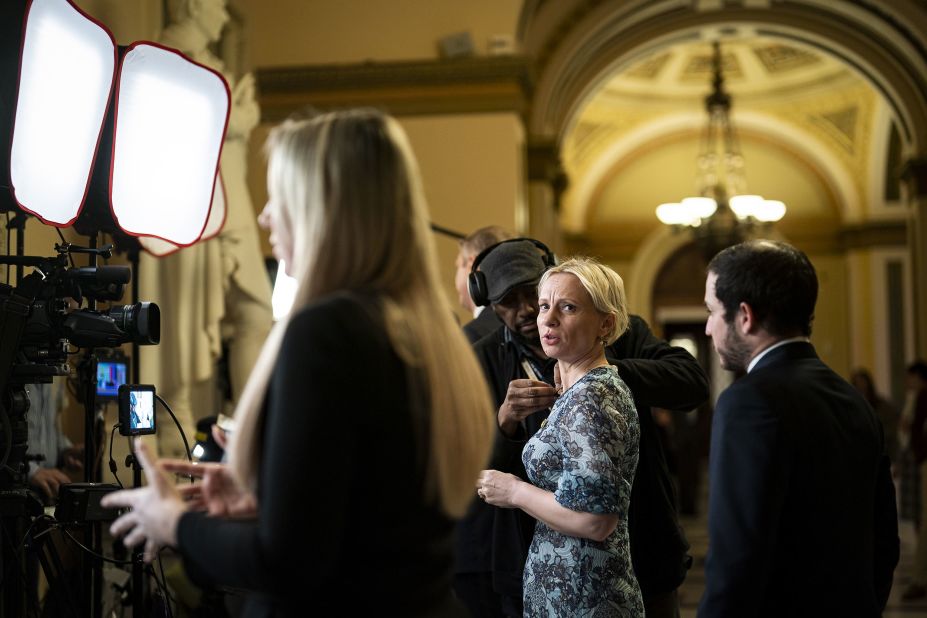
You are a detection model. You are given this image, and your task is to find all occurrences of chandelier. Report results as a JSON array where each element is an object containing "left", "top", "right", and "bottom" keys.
[{"left": 655, "top": 41, "right": 785, "bottom": 259}]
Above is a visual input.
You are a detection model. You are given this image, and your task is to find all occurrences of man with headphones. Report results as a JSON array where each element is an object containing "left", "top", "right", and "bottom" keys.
[
  {"left": 453, "top": 226, "right": 513, "bottom": 343},
  {"left": 454, "top": 238, "right": 709, "bottom": 618}
]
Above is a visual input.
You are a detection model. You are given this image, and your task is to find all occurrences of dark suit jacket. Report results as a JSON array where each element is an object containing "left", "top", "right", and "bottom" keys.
[
  {"left": 462, "top": 308, "right": 502, "bottom": 344},
  {"left": 699, "top": 341, "right": 899, "bottom": 617}
]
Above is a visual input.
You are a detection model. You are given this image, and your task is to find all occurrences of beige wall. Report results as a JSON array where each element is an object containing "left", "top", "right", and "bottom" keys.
[
  {"left": 73, "top": 0, "right": 162, "bottom": 44},
  {"left": 809, "top": 253, "right": 851, "bottom": 379},
  {"left": 68, "top": 0, "right": 529, "bottom": 330},
  {"left": 248, "top": 113, "right": 526, "bottom": 325},
  {"left": 241, "top": 0, "right": 522, "bottom": 66},
  {"left": 404, "top": 113, "right": 525, "bottom": 323}
]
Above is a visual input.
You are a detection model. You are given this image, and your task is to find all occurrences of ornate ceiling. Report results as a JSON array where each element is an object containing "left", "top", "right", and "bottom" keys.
[{"left": 560, "top": 36, "right": 890, "bottom": 257}]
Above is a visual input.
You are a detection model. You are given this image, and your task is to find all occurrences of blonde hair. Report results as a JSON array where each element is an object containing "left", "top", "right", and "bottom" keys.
[
  {"left": 228, "top": 109, "right": 495, "bottom": 517},
  {"left": 538, "top": 257, "right": 629, "bottom": 345}
]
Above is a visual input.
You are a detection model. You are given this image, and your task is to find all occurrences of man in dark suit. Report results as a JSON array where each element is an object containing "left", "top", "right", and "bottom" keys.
[
  {"left": 699, "top": 240, "right": 899, "bottom": 616},
  {"left": 453, "top": 226, "right": 513, "bottom": 343}
]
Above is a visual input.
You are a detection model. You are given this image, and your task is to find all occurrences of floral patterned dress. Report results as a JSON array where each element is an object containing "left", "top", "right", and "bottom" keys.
[{"left": 521, "top": 365, "right": 643, "bottom": 617}]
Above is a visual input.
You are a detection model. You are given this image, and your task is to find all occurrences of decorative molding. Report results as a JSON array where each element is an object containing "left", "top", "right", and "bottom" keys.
[
  {"left": 567, "top": 218, "right": 907, "bottom": 259},
  {"left": 255, "top": 56, "right": 533, "bottom": 122},
  {"left": 753, "top": 43, "right": 821, "bottom": 74},
  {"left": 839, "top": 220, "right": 908, "bottom": 249},
  {"left": 680, "top": 50, "right": 742, "bottom": 81},
  {"left": 625, "top": 51, "right": 671, "bottom": 79},
  {"left": 525, "top": 1, "right": 927, "bottom": 150},
  {"left": 810, "top": 106, "right": 858, "bottom": 155},
  {"left": 527, "top": 138, "right": 569, "bottom": 211}
]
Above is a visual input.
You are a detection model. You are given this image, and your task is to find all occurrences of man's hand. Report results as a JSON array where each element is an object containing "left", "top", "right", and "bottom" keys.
[
  {"left": 31, "top": 467, "right": 71, "bottom": 500},
  {"left": 498, "top": 379, "right": 558, "bottom": 437},
  {"left": 61, "top": 445, "right": 84, "bottom": 472}
]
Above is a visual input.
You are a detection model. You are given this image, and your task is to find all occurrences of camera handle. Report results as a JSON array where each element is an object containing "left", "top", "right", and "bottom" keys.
[{"left": 55, "top": 242, "right": 114, "bottom": 260}]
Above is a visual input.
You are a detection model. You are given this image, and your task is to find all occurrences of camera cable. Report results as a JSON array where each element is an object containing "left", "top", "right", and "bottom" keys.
[
  {"left": 156, "top": 395, "right": 193, "bottom": 462},
  {"left": 60, "top": 526, "right": 133, "bottom": 566},
  {"left": 0, "top": 513, "right": 55, "bottom": 607},
  {"left": 108, "top": 423, "right": 124, "bottom": 488},
  {"left": 152, "top": 551, "right": 176, "bottom": 618}
]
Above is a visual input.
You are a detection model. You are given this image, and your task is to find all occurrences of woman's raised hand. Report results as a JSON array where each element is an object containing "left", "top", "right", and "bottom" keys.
[{"left": 161, "top": 459, "right": 257, "bottom": 519}]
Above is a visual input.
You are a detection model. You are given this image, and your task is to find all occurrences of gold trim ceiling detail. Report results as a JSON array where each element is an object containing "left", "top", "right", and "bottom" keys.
[
  {"left": 563, "top": 40, "right": 881, "bottom": 236},
  {"left": 754, "top": 44, "right": 821, "bottom": 74}
]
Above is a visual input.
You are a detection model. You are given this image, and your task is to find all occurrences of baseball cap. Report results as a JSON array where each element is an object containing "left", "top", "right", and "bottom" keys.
[{"left": 478, "top": 239, "right": 549, "bottom": 304}]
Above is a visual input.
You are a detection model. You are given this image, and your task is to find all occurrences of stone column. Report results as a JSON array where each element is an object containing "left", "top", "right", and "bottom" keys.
[
  {"left": 526, "top": 137, "right": 567, "bottom": 250},
  {"left": 901, "top": 157, "right": 927, "bottom": 360}
]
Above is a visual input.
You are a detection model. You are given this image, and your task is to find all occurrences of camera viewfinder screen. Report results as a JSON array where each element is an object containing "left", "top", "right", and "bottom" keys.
[
  {"left": 97, "top": 361, "right": 127, "bottom": 398},
  {"left": 129, "top": 390, "right": 154, "bottom": 431}
]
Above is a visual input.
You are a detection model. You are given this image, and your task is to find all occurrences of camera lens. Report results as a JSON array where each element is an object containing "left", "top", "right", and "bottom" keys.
[{"left": 108, "top": 302, "right": 160, "bottom": 345}]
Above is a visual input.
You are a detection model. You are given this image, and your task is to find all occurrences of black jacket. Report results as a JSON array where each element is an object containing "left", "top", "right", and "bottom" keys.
[
  {"left": 178, "top": 295, "right": 464, "bottom": 616},
  {"left": 463, "top": 308, "right": 503, "bottom": 344},
  {"left": 699, "top": 342, "right": 898, "bottom": 616},
  {"left": 455, "top": 315, "right": 709, "bottom": 599}
]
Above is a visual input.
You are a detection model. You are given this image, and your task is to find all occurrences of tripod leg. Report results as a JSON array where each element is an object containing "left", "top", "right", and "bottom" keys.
[{"left": 32, "top": 519, "right": 80, "bottom": 618}]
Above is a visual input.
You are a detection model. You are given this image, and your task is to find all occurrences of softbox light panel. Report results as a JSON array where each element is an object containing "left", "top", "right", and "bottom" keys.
[
  {"left": 109, "top": 43, "right": 229, "bottom": 246},
  {"left": 9, "top": 0, "right": 116, "bottom": 225},
  {"left": 138, "top": 172, "right": 227, "bottom": 257}
]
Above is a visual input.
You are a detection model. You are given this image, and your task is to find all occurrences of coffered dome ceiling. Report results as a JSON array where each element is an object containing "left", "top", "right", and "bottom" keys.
[{"left": 560, "top": 35, "right": 890, "bottom": 258}]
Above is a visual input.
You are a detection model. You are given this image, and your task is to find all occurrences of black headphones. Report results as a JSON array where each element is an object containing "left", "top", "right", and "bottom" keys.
[{"left": 467, "top": 238, "right": 555, "bottom": 307}]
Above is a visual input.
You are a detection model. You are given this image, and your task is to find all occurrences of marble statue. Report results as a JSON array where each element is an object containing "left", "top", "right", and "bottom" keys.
[{"left": 141, "top": 0, "right": 272, "bottom": 458}]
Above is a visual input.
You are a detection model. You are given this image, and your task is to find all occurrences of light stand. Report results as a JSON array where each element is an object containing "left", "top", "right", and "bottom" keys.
[
  {"left": 4, "top": 212, "right": 27, "bottom": 284},
  {"left": 129, "top": 448, "right": 146, "bottom": 617},
  {"left": 126, "top": 238, "right": 147, "bottom": 618}
]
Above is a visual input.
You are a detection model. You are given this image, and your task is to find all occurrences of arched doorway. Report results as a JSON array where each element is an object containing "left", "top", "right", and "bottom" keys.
[{"left": 519, "top": 1, "right": 927, "bottom": 384}]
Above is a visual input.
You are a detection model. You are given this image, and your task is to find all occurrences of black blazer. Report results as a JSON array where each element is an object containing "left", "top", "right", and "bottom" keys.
[
  {"left": 177, "top": 294, "right": 464, "bottom": 616},
  {"left": 699, "top": 341, "right": 899, "bottom": 617},
  {"left": 462, "top": 308, "right": 502, "bottom": 344}
]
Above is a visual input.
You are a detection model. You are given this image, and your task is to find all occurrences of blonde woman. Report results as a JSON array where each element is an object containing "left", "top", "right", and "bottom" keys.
[
  {"left": 103, "top": 109, "right": 495, "bottom": 616},
  {"left": 479, "top": 257, "right": 643, "bottom": 617}
]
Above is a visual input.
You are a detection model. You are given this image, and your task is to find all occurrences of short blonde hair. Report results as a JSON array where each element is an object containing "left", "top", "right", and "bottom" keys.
[{"left": 538, "top": 256, "right": 629, "bottom": 345}]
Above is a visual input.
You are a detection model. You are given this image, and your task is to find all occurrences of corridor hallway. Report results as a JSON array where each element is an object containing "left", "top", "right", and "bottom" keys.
[{"left": 676, "top": 484, "right": 927, "bottom": 616}]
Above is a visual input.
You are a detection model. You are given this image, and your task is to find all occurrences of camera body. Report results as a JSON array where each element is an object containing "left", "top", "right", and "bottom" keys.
[
  {"left": 0, "top": 243, "right": 160, "bottom": 489},
  {"left": 5, "top": 249, "right": 159, "bottom": 368},
  {"left": 118, "top": 384, "right": 156, "bottom": 436}
]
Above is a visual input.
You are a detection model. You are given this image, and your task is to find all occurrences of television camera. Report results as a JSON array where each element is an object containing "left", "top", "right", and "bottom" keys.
[{"left": 0, "top": 241, "right": 159, "bottom": 491}]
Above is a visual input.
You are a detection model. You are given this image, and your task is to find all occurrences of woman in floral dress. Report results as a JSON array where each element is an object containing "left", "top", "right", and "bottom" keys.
[{"left": 479, "top": 257, "right": 643, "bottom": 617}]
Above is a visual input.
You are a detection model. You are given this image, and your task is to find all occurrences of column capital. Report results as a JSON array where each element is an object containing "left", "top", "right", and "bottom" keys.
[
  {"left": 901, "top": 156, "right": 927, "bottom": 200},
  {"left": 526, "top": 138, "right": 568, "bottom": 211}
]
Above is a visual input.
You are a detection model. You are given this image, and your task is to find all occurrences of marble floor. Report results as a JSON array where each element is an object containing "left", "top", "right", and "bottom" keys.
[{"left": 675, "top": 477, "right": 927, "bottom": 617}]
